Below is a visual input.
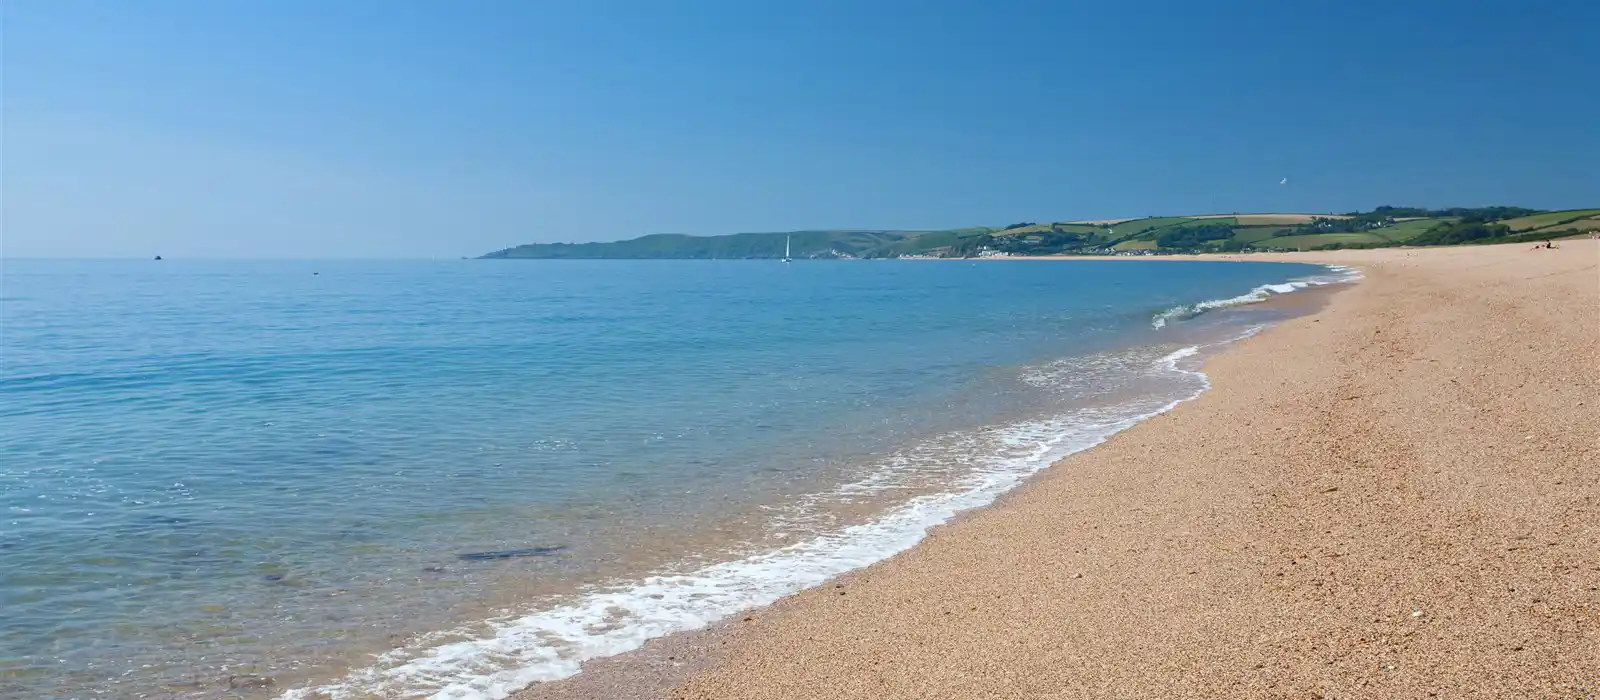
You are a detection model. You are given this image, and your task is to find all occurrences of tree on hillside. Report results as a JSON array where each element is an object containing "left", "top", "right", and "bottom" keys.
[
  {"left": 1155, "top": 223, "right": 1234, "bottom": 249},
  {"left": 1407, "top": 222, "right": 1514, "bottom": 246}
]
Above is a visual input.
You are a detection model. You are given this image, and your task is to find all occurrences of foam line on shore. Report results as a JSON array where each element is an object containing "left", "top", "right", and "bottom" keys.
[
  {"left": 1152, "top": 265, "right": 1359, "bottom": 329},
  {"left": 280, "top": 268, "right": 1337, "bottom": 700},
  {"left": 279, "top": 336, "right": 1272, "bottom": 700}
]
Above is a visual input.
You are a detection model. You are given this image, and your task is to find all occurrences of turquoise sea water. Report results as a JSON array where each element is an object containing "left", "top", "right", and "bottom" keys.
[{"left": 0, "top": 258, "right": 1342, "bottom": 699}]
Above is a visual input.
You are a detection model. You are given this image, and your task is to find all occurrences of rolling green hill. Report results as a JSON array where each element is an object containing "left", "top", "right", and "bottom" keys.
[
  {"left": 862, "top": 227, "right": 995, "bottom": 258},
  {"left": 1109, "top": 216, "right": 1194, "bottom": 238},
  {"left": 1111, "top": 238, "right": 1158, "bottom": 251},
  {"left": 483, "top": 230, "right": 942, "bottom": 259},
  {"left": 1368, "top": 217, "right": 1454, "bottom": 242},
  {"left": 1229, "top": 226, "right": 1294, "bottom": 243},
  {"left": 1541, "top": 217, "right": 1600, "bottom": 234},
  {"left": 1265, "top": 232, "right": 1391, "bottom": 249},
  {"left": 992, "top": 222, "right": 1104, "bottom": 236},
  {"left": 481, "top": 205, "right": 1595, "bottom": 259},
  {"left": 1496, "top": 209, "right": 1600, "bottom": 232}
]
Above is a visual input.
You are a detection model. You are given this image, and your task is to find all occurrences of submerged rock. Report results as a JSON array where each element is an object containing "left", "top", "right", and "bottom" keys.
[
  {"left": 228, "top": 674, "right": 274, "bottom": 689},
  {"left": 456, "top": 546, "right": 567, "bottom": 561}
]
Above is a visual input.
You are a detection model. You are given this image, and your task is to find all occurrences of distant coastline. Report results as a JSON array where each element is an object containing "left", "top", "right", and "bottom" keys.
[{"left": 482, "top": 206, "right": 1599, "bottom": 260}]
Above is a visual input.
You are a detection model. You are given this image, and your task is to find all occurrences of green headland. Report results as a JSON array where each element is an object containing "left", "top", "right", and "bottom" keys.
[{"left": 482, "top": 206, "right": 1600, "bottom": 260}]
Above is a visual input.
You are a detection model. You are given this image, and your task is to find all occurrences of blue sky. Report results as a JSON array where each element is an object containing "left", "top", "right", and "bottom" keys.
[{"left": 5, "top": 0, "right": 1597, "bottom": 258}]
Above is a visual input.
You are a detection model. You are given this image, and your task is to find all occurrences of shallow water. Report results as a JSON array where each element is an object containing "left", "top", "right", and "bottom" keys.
[{"left": 0, "top": 258, "right": 1345, "bottom": 699}]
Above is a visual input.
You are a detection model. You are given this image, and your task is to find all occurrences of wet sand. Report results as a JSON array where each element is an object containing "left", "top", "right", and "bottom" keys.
[{"left": 523, "top": 241, "right": 1599, "bottom": 699}]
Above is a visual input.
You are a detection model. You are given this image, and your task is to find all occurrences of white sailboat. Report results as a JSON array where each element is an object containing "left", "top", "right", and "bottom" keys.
[{"left": 782, "top": 235, "right": 792, "bottom": 263}]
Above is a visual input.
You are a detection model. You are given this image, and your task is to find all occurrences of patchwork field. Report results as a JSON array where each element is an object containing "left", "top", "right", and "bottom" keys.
[
  {"left": 1111, "top": 238, "right": 1158, "bottom": 250},
  {"left": 1197, "top": 213, "right": 1348, "bottom": 225},
  {"left": 1042, "top": 209, "right": 1592, "bottom": 253},
  {"left": 1229, "top": 226, "right": 1293, "bottom": 243},
  {"left": 1264, "top": 232, "right": 1389, "bottom": 249},
  {"left": 1108, "top": 216, "right": 1195, "bottom": 237},
  {"left": 1534, "top": 217, "right": 1600, "bottom": 235},
  {"left": 1497, "top": 209, "right": 1600, "bottom": 231},
  {"left": 1065, "top": 218, "right": 1135, "bottom": 226},
  {"left": 1369, "top": 217, "right": 1452, "bottom": 241}
]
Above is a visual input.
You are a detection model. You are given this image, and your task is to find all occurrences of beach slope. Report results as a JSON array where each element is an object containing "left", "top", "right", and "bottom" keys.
[{"left": 656, "top": 242, "right": 1600, "bottom": 698}]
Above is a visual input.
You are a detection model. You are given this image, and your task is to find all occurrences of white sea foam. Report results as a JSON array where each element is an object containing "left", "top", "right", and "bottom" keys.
[
  {"left": 280, "top": 337, "right": 1250, "bottom": 700},
  {"left": 1158, "top": 345, "right": 1201, "bottom": 372},
  {"left": 1151, "top": 264, "right": 1360, "bottom": 329}
]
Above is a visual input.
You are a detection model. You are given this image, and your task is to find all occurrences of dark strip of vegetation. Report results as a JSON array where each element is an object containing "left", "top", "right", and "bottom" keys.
[{"left": 1155, "top": 223, "right": 1235, "bottom": 249}]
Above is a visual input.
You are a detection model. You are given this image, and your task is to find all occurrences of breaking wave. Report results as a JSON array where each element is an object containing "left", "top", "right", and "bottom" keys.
[{"left": 1152, "top": 264, "right": 1359, "bottom": 329}]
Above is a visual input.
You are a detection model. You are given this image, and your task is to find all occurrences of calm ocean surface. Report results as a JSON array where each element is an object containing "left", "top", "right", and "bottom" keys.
[{"left": 0, "top": 258, "right": 1344, "bottom": 699}]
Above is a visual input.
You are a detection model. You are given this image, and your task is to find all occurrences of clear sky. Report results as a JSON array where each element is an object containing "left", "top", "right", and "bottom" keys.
[{"left": 5, "top": 0, "right": 1597, "bottom": 258}]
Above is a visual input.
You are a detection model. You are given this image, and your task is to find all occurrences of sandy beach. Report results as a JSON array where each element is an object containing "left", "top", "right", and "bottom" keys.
[{"left": 524, "top": 241, "right": 1599, "bottom": 699}]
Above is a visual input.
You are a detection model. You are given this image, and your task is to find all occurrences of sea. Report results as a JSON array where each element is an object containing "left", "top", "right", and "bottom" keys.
[{"left": 0, "top": 257, "right": 1353, "bottom": 699}]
